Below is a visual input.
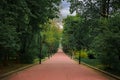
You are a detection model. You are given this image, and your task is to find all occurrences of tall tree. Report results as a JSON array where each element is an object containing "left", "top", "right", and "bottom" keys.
[{"left": 0, "top": 0, "right": 61, "bottom": 64}]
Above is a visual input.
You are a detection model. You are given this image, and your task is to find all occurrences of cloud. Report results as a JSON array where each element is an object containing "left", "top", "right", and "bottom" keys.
[
  {"left": 56, "top": 0, "right": 76, "bottom": 29},
  {"left": 60, "top": 0, "right": 76, "bottom": 18}
]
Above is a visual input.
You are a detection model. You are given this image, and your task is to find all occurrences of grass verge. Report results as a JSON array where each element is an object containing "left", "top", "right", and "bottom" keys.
[{"left": 79, "top": 58, "right": 120, "bottom": 76}]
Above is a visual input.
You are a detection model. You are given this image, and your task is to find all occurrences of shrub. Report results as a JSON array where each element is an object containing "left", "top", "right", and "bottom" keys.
[{"left": 74, "top": 49, "right": 88, "bottom": 59}]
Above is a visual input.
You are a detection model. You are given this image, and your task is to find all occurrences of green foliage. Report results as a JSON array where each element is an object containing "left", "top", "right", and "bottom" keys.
[
  {"left": 0, "top": 0, "right": 61, "bottom": 65},
  {"left": 74, "top": 50, "right": 88, "bottom": 59},
  {"left": 62, "top": 15, "right": 81, "bottom": 52},
  {"left": 63, "top": 14, "right": 120, "bottom": 72},
  {"left": 42, "top": 20, "right": 62, "bottom": 56},
  {"left": 64, "top": 0, "right": 120, "bottom": 74},
  {"left": 0, "top": 24, "right": 19, "bottom": 51},
  {"left": 92, "top": 14, "right": 120, "bottom": 71},
  {"left": 68, "top": 0, "right": 120, "bottom": 18},
  {"left": 87, "top": 50, "right": 96, "bottom": 59},
  {"left": 62, "top": 15, "right": 92, "bottom": 55},
  {"left": 81, "top": 58, "right": 102, "bottom": 68},
  {"left": 41, "top": 44, "right": 49, "bottom": 58},
  {"left": 0, "top": 23, "right": 20, "bottom": 65}
]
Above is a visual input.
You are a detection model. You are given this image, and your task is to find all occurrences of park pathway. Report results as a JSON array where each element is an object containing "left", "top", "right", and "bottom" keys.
[{"left": 4, "top": 49, "right": 115, "bottom": 80}]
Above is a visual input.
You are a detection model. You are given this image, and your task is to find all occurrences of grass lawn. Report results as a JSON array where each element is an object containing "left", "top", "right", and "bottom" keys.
[{"left": 81, "top": 58, "right": 104, "bottom": 69}]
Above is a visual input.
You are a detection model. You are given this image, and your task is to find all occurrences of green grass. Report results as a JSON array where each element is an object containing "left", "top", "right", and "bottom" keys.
[
  {"left": 80, "top": 58, "right": 120, "bottom": 76},
  {"left": 81, "top": 58, "right": 105, "bottom": 69}
]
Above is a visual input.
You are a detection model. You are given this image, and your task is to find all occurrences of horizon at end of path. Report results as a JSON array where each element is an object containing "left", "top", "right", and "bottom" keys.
[{"left": 2, "top": 48, "right": 116, "bottom": 80}]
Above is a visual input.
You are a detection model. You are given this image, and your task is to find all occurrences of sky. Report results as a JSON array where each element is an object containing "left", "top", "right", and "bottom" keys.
[
  {"left": 60, "top": 0, "right": 76, "bottom": 18},
  {"left": 57, "top": 0, "right": 76, "bottom": 29}
]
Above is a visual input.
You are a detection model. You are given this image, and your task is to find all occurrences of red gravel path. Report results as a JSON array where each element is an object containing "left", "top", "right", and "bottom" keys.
[{"left": 5, "top": 49, "right": 115, "bottom": 80}]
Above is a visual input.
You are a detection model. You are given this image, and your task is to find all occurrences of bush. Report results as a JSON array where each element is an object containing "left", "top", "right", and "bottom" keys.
[
  {"left": 87, "top": 50, "right": 96, "bottom": 59},
  {"left": 92, "top": 14, "right": 120, "bottom": 71},
  {"left": 19, "top": 52, "right": 35, "bottom": 64},
  {"left": 74, "top": 49, "right": 88, "bottom": 59},
  {"left": 41, "top": 44, "right": 48, "bottom": 59}
]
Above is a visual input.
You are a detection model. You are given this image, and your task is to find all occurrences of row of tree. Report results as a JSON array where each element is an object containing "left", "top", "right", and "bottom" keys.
[
  {"left": 62, "top": 0, "right": 120, "bottom": 72},
  {"left": 0, "top": 0, "right": 61, "bottom": 66},
  {"left": 41, "top": 20, "right": 62, "bottom": 59}
]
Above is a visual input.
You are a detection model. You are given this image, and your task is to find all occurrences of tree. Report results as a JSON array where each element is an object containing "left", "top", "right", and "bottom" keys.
[
  {"left": 66, "top": 0, "right": 120, "bottom": 72},
  {"left": 0, "top": 0, "right": 61, "bottom": 65},
  {"left": 42, "top": 20, "right": 62, "bottom": 57},
  {"left": 68, "top": 0, "right": 120, "bottom": 18},
  {"left": 92, "top": 14, "right": 120, "bottom": 71}
]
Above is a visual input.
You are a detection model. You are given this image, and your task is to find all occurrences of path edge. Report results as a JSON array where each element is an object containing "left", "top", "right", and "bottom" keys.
[
  {"left": 0, "top": 58, "right": 48, "bottom": 79},
  {"left": 0, "top": 63, "right": 37, "bottom": 79}
]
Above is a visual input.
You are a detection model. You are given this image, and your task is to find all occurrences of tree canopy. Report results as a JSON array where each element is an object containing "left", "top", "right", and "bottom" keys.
[
  {"left": 0, "top": 0, "right": 61, "bottom": 65},
  {"left": 62, "top": 0, "right": 120, "bottom": 72}
]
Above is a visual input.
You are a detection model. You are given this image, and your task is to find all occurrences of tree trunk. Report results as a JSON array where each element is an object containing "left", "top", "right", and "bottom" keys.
[
  {"left": 39, "top": 33, "right": 42, "bottom": 64},
  {"left": 3, "top": 53, "right": 9, "bottom": 66},
  {"left": 100, "top": 0, "right": 110, "bottom": 18},
  {"left": 106, "top": 0, "right": 110, "bottom": 17},
  {"left": 101, "top": 0, "right": 107, "bottom": 17}
]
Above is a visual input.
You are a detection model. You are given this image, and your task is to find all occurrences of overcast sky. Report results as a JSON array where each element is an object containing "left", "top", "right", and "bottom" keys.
[
  {"left": 57, "top": 0, "right": 76, "bottom": 28},
  {"left": 60, "top": 0, "right": 76, "bottom": 18}
]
